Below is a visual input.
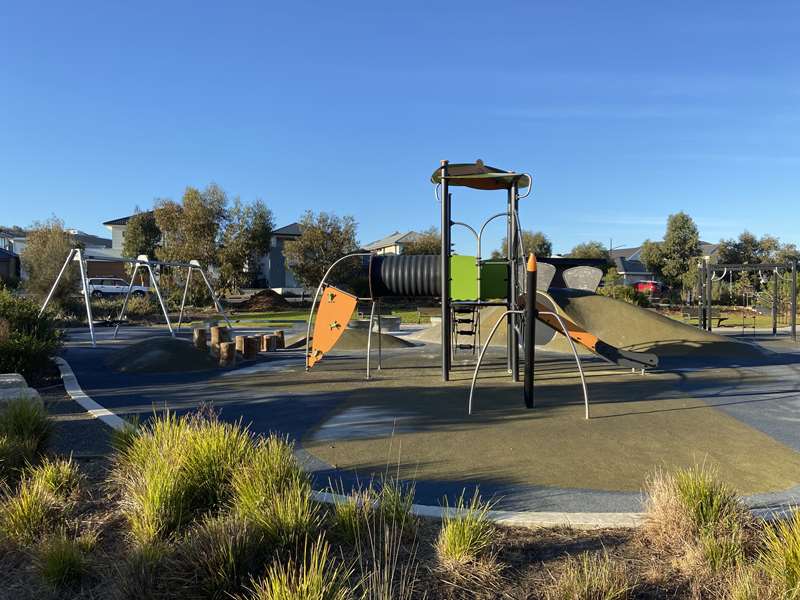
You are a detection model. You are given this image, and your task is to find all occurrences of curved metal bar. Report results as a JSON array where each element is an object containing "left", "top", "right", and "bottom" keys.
[
  {"left": 304, "top": 252, "right": 373, "bottom": 371},
  {"left": 539, "top": 310, "right": 590, "bottom": 419},
  {"left": 452, "top": 220, "right": 481, "bottom": 266},
  {"left": 517, "top": 174, "right": 533, "bottom": 199},
  {"left": 477, "top": 212, "right": 510, "bottom": 260},
  {"left": 468, "top": 310, "right": 522, "bottom": 415},
  {"left": 711, "top": 268, "right": 728, "bottom": 282},
  {"left": 434, "top": 182, "right": 441, "bottom": 204}
]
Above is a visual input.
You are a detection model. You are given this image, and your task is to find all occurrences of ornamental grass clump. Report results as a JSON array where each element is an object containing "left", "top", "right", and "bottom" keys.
[
  {"left": 759, "top": 509, "right": 800, "bottom": 597},
  {"left": 245, "top": 536, "right": 353, "bottom": 600},
  {"left": 232, "top": 435, "right": 318, "bottom": 547},
  {"left": 331, "top": 485, "right": 376, "bottom": 545},
  {"left": 643, "top": 465, "right": 751, "bottom": 573},
  {"left": 0, "top": 395, "right": 53, "bottom": 473},
  {"left": 545, "top": 551, "right": 633, "bottom": 600},
  {"left": 36, "top": 531, "right": 95, "bottom": 590},
  {"left": 435, "top": 489, "right": 496, "bottom": 569},
  {"left": 111, "top": 411, "right": 254, "bottom": 545}
]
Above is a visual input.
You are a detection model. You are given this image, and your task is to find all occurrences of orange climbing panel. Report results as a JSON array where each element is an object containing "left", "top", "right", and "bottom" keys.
[{"left": 307, "top": 286, "right": 358, "bottom": 368}]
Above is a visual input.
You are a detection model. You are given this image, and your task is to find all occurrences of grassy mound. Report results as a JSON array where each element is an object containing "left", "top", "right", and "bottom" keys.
[
  {"left": 107, "top": 336, "right": 217, "bottom": 373},
  {"left": 287, "top": 328, "right": 415, "bottom": 351}
]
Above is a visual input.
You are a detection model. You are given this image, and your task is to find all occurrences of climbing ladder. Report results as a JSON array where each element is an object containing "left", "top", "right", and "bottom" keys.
[{"left": 451, "top": 305, "right": 480, "bottom": 356}]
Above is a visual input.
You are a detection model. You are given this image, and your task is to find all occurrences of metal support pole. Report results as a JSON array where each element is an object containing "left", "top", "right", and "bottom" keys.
[
  {"left": 792, "top": 260, "right": 797, "bottom": 342},
  {"left": 772, "top": 270, "right": 778, "bottom": 336},
  {"left": 705, "top": 259, "right": 713, "bottom": 331},
  {"left": 176, "top": 267, "right": 193, "bottom": 331},
  {"left": 195, "top": 264, "right": 233, "bottom": 330},
  {"left": 697, "top": 260, "right": 704, "bottom": 329},
  {"left": 440, "top": 160, "right": 451, "bottom": 381},
  {"left": 113, "top": 262, "right": 141, "bottom": 340},
  {"left": 377, "top": 298, "right": 382, "bottom": 370},
  {"left": 509, "top": 183, "right": 519, "bottom": 381},
  {"left": 39, "top": 248, "right": 76, "bottom": 318},
  {"left": 366, "top": 300, "right": 376, "bottom": 380},
  {"left": 146, "top": 263, "right": 174, "bottom": 336},
  {"left": 523, "top": 254, "right": 537, "bottom": 409},
  {"left": 76, "top": 251, "right": 96, "bottom": 347}
]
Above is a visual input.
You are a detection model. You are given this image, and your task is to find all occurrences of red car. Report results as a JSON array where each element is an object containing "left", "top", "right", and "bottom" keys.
[{"left": 633, "top": 280, "right": 662, "bottom": 295}]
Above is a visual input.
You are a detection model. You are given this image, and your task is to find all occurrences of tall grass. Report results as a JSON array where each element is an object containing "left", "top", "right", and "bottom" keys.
[
  {"left": 545, "top": 551, "right": 633, "bottom": 600},
  {"left": 436, "top": 489, "right": 496, "bottom": 568},
  {"left": 0, "top": 396, "right": 53, "bottom": 455},
  {"left": 377, "top": 477, "right": 415, "bottom": 534},
  {"left": 760, "top": 510, "right": 800, "bottom": 597},
  {"left": 643, "top": 465, "right": 750, "bottom": 573},
  {"left": 232, "top": 435, "right": 319, "bottom": 547},
  {"left": 330, "top": 485, "right": 376, "bottom": 544},
  {"left": 0, "top": 457, "right": 81, "bottom": 545},
  {"left": 36, "top": 531, "right": 94, "bottom": 590},
  {"left": 111, "top": 411, "right": 253, "bottom": 545},
  {"left": 246, "top": 536, "right": 353, "bottom": 600}
]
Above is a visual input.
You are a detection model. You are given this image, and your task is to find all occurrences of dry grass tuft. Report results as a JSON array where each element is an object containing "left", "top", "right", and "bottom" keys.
[
  {"left": 435, "top": 489, "right": 497, "bottom": 569},
  {"left": 545, "top": 551, "right": 633, "bottom": 600}
]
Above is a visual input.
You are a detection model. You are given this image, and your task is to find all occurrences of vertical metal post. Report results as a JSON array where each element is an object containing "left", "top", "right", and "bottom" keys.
[
  {"left": 366, "top": 300, "right": 376, "bottom": 380},
  {"left": 39, "top": 248, "right": 76, "bottom": 318},
  {"left": 177, "top": 267, "right": 193, "bottom": 331},
  {"left": 114, "top": 262, "right": 141, "bottom": 339},
  {"left": 772, "top": 270, "right": 778, "bottom": 336},
  {"left": 523, "top": 254, "right": 537, "bottom": 408},
  {"left": 377, "top": 298, "right": 382, "bottom": 370},
  {"left": 706, "top": 260, "right": 714, "bottom": 331},
  {"left": 196, "top": 264, "right": 233, "bottom": 330},
  {"left": 509, "top": 183, "right": 520, "bottom": 381},
  {"left": 76, "top": 251, "right": 96, "bottom": 347},
  {"left": 440, "top": 160, "right": 451, "bottom": 381},
  {"left": 791, "top": 260, "right": 797, "bottom": 342},
  {"left": 697, "top": 259, "right": 704, "bottom": 329}
]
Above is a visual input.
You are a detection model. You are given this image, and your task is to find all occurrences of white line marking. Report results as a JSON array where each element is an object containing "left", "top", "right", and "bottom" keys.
[{"left": 54, "top": 357, "right": 126, "bottom": 431}]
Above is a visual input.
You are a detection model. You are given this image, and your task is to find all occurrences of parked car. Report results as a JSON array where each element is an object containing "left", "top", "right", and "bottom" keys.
[
  {"left": 83, "top": 277, "right": 150, "bottom": 298},
  {"left": 632, "top": 280, "right": 663, "bottom": 295}
]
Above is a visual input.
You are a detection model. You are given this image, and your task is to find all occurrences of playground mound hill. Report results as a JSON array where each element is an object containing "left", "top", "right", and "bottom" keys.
[
  {"left": 107, "top": 337, "right": 218, "bottom": 373},
  {"left": 287, "top": 328, "right": 415, "bottom": 351}
]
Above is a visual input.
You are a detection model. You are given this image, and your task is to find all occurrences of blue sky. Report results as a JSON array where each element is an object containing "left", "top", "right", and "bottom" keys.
[{"left": 1, "top": 2, "right": 798, "bottom": 255}]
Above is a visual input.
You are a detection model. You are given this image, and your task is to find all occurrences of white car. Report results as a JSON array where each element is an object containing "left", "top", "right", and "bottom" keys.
[{"left": 84, "top": 277, "right": 150, "bottom": 299}]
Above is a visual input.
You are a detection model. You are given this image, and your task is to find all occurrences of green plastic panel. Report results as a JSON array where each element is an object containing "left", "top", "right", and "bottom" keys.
[
  {"left": 479, "top": 261, "right": 508, "bottom": 300},
  {"left": 450, "top": 255, "right": 478, "bottom": 301},
  {"left": 449, "top": 255, "right": 509, "bottom": 301}
]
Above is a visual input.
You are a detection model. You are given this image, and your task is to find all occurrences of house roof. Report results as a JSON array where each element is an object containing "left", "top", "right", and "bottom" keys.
[
  {"left": 273, "top": 222, "right": 302, "bottom": 237},
  {"left": 363, "top": 231, "right": 419, "bottom": 251},
  {"left": 614, "top": 257, "right": 652, "bottom": 275},
  {"left": 102, "top": 210, "right": 153, "bottom": 227},
  {"left": 611, "top": 240, "right": 719, "bottom": 262},
  {"left": 1, "top": 228, "right": 111, "bottom": 249}
]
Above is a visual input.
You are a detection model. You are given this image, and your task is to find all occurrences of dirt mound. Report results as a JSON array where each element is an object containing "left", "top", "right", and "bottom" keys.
[
  {"left": 286, "top": 328, "right": 415, "bottom": 351},
  {"left": 107, "top": 337, "right": 218, "bottom": 373},
  {"left": 238, "top": 289, "right": 292, "bottom": 311}
]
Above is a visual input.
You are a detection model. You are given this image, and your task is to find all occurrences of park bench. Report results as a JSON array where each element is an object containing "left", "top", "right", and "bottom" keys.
[{"left": 682, "top": 306, "right": 728, "bottom": 327}]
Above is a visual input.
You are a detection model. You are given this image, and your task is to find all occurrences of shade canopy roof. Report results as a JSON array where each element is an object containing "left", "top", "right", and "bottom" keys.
[{"left": 430, "top": 160, "right": 531, "bottom": 191}]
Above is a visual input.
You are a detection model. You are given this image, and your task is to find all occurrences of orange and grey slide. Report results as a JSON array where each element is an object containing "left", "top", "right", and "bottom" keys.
[{"left": 306, "top": 286, "right": 358, "bottom": 368}]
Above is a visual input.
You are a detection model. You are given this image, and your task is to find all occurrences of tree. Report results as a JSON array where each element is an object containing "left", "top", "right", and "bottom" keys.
[
  {"left": 403, "top": 227, "right": 440, "bottom": 255},
  {"left": 569, "top": 241, "right": 610, "bottom": 263},
  {"left": 121, "top": 210, "right": 161, "bottom": 259},
  {"left": 491, "top": 230, "right": 552, "bottom": 259},
  {"left": 218, "top": 198, "right": 275, "bottom": 290},
  {"left": 640, "top": 212, "right": 701, "bottom": 290},
  {"left": 283, "top": 211, "right": 359, "bottom": 289},
  {"left": 718, "top": 231, "right": 782, "bottom": 265},
  {"left": 20, "top": 218, "right": 79, "bottom": 306}
]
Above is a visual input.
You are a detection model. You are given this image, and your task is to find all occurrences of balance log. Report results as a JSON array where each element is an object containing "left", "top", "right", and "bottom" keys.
[
  {"left": 219, "top": 341, "right": 236, "bottom": 367},
  {"left": 192, "top": 328, "right": 207, "bottom": 351}
]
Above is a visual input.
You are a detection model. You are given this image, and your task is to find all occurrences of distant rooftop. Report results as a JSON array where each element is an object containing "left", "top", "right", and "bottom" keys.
[
  {"left": 103, "top": 210, "right": 154, "bottom": 227},
  {"left": 273, "top": 222, "right": 302, "bottom": 237},
  {"left": 363, "top": 231, "right": 419, "bottom": 251}
]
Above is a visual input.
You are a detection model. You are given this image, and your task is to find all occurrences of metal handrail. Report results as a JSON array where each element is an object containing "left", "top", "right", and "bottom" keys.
[{"left": 467, "top": 309, "right": 591, "bottom": 419}]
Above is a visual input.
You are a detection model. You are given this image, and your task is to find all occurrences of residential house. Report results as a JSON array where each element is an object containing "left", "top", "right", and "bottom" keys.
[
  {"left": 0, "top": 248, "right": 20, "bottom": 284},
  {"left": 363, "top": 231, "right": 420, "bottom": 255},
  {"left": 611, "top": 241, "right": 719, "bottom": 286}
]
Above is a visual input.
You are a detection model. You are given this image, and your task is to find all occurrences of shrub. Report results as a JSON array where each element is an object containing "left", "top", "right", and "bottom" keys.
[
  {"left": 36, "top": 531, "right": 93, "bottom": 590},
  {"left": 0, "top": 287, "right": 61, "bottom": 382},
  {"left": 0, "top": 395, "right": 53, "bottom": 456},
  {"left": 232, "top": 435, "right": 319, "bottom": 547},
  {"left": 246, "top": 536, "right": 353, "bottom": 600},
  {"left": 597, "top": 284, "right": 650, "bottom": 307},
  {"left": 173, "top": 514, "right": 270, "bottom": 599},
  {"left": 760, "top": 510, "right": 800, "bottom": 597},
  {"left": 377, "top": 477, "right": 415, "bottom": 532},
  {"left": 436, "top": 490, "right": 496, "bottom": 568},
  {"left": 545, "top": 551, "right": 633, "bottom": 600},
  {"left": 112, "top": 412, "right": 254, "bottom": 545}
]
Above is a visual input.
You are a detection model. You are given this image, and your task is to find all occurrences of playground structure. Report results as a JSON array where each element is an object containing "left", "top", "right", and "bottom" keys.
[
  {"left": 697, "top": 258, "right": 798, "bottom": 339},
  {"left": 305, "top": 160, "right": 660, "bottom": 414},
  {"left": 39, "top": 249, "right": 231, "bottom": 347}
]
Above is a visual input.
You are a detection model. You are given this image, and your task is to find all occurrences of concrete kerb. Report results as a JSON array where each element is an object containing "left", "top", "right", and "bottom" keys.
[{"left": 52, "top": 355, "right": 647, "bottom": 530}]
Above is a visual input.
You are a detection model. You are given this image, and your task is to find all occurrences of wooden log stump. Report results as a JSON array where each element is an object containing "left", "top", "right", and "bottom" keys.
[
  {"left": 210, "top": 326, "right": 230, "bottom": 355},
  {"left": 235, "top": 335, "right": 247, "bottom": 354},
  {"left": 219, "top": 341, "right": 236, "bottom": 367},
  {"left": 243, "top": 336, "right": 260, "bottom": 360},
  {"left": 273, "top": 330, "right": 285, "bottom": 349},
  {"left": 192, "top": 328, "right": 207, "bottom": 351},
  {"left": 261, "top": 334, "right": 275, "bottom": 352}
]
